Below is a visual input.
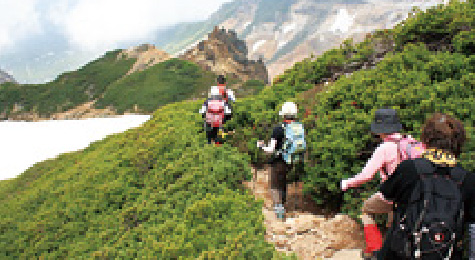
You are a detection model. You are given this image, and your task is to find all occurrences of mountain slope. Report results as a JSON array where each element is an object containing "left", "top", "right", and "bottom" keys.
[
  {"left": 1, "top": 29, "right": 267, "bottom": 121},
  {"left": 0, "top": 50, "right": 135, "bottom": 120},
  {"left": 95, "top": 58, "right": 217, "bottom": 113},
  {"left": 157, "top": 0, "right": 446, "bottom": 80},
  {"left": 0, "top": 0, "right": 473, "bottom": 258},
  {"left": 0, "top": 101, "right": 291, "bottom": 259},
  {"left": 0, "top": 69, "right": 16, "bottom": 84}
]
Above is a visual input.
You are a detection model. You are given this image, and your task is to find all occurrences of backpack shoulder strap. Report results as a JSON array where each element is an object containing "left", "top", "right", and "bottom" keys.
[{"left": 413, "top": 158, "right": 435, "bottom": 176}]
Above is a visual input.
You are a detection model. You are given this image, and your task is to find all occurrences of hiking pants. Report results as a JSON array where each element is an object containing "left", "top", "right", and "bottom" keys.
[
  {"left": 361, "top": 192, "right": 394, "bottom": 226},
  {"left": 205, "top": 124, "right": 219, "bottom": 144},
  {"left": 270, "top": 160, "right": 291, "bottom": 206}
]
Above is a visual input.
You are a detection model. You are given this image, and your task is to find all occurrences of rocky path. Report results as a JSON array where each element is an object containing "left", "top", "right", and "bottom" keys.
[{"left": 243, "top": 165, "right": 365, "bottom": 259}]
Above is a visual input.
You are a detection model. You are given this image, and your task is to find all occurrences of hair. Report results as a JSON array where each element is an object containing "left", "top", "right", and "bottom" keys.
[
  {"left": 420, "top": 113, "right": 466, "bottom": 157},
  {"left": 217, "top": 75, "right": 226, "bottom": 84},
  {"left": 283, "top": 114, "right": 297, "bottom": 120}
]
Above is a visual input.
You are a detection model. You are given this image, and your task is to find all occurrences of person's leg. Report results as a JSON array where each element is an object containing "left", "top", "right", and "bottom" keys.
[
  {"left": 361, "top": 193, "right": 393, "bottom": 255},
  {"left": 270, "top": 162, "right": 283, "bottom": 206},
  {"left": 205, "top": 123, "right": 212, "bottom": 144},
  {"left": 277, "top": 160, "right": 288, "bottom": 206},
  {"left": 211, "top": 127, "right": 219, "bottom": 144}
]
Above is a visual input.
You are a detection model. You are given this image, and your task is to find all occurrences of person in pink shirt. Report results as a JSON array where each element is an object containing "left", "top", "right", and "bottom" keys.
[{"left": 341, "top": 108, "right": 404, "bottom": 259}]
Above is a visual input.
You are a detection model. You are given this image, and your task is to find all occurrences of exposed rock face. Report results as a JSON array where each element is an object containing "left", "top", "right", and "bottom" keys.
[
  {"left": 179, "top": 26, "right": 269, "bottom": 84},
  {"left": 161, "top": 0, "right": 446, "bottom": 82},
  {"left": 243, "top": 166, "right": 365, "bottom": 259},
  {"left": 120, "top": 44, "right": 171, "bottom": 75},
  {"left": 0, "top": 69, "right": 16, "bottom": 84}
]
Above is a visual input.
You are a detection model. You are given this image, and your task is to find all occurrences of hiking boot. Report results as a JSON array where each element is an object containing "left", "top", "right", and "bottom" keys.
[{"left": 275, "top": 204, "right": 286, "bottom": 221}]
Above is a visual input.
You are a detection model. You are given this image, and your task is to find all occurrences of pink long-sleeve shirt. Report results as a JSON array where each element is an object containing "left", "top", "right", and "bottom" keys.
[{"left": 346, "top": 133, "right": 403, "bottom": 189}]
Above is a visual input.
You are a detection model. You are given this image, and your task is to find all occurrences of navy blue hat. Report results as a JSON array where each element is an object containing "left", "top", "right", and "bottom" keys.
[{"left": 370, "top": 108, "right": 402, "bottom": 134}]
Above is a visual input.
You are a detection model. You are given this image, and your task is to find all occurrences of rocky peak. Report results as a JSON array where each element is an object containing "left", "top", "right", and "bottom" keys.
[
  {"left": 0, "top": 69, "right": 16, "bottom": 85},
  {"left": 179, "top": 26, "right": 268, "bottom": 84},
  {"left": 120, "top": 44, "right": 171, "bottom": 75}
]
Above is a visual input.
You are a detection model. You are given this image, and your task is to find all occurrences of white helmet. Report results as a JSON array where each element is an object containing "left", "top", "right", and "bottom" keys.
[{"left": 279, "top": 101, "right": 298, "bottom": 117}]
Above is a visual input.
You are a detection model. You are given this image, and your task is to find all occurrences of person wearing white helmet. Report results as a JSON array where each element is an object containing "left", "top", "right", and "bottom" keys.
[
  {"left": 199, "top": 85, "right": 231, "bottom": 145},
  {"left": 257, "top": 101, "right": 305, "bottom": 220}
]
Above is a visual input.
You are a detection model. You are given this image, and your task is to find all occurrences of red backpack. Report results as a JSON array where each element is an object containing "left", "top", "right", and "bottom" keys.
[
  {"left": 217, "top": 85, "right": 228, "bottom": 103},
  {"left": 206, "top": 99, "right": 225, "bottom": 128}
]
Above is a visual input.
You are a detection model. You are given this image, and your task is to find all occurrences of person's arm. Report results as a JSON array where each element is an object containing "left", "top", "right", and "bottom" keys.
[
  {"left": 465, "top": 173, "right": 475, "bottom": 259},
  {"left": 227, "top": 89, "right": 235, "bottom": 103},
  {"left": 198, "top": 104, "right": 207, "bottom": 115},
  {"left": 342, "top": 143, "right": 387, "bottom": 190},
  {"left": 470, "top": 223, "right": 475, "bottom": 259},
  {"left": 257, "top": 126, "right": 282, "bottom": 154},
  {"left": 379, "top": 160, "right": 413, "bottom": 202},
  {"left": 224, "top": 104, "right": 231, "bottom": 115},
  {"left": 258, "top": 139, "right": 277, "bottom": 154}
]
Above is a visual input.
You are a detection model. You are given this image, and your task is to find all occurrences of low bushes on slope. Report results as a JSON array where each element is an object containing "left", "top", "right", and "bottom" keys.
[
  {"left": 228, "top": 0, "right": 475, "bottom": 218},
  {"left": 0, "top": 101, "right": 295, "bottom": 259}
]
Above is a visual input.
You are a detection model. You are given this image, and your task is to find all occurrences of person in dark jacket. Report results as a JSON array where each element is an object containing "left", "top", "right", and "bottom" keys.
[{"left": 379, "top": 113, "right": 475, "bottom": 260}]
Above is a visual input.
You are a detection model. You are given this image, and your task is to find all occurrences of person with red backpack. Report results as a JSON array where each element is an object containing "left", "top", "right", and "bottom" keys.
[
  {"left": 214, "top": 75, "right": 235, "bottom": 122},
  {"left": 379, "top": 113, "right": 475, "bottom": 260},
  {"left": 199, "top": 86, "right": 231, "bottom": 145},
  {"left": 341, "top": 108, "right": 425, "bottom": 260}
]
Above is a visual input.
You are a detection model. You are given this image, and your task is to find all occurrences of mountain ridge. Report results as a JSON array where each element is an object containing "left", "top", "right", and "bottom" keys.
[
  {"left": 157, "top": 0, "right": 446, "bottom": 81},
  {"left": 0, "top": 69, "right": 16, "bottom": 84}
]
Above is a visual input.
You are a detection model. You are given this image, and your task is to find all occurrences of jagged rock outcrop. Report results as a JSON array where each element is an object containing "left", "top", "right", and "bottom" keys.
[
  {"left": 119, "top": 44, "right": 171, "bottom": 75},
  {"left": 0, "top": 69, "right": 16, "bottom": 85},
  {"left": 179, "top": 26, "right": 269, "bottom": 84}
]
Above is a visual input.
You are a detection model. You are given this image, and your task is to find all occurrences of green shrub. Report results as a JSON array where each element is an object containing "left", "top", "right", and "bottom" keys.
[{"left": 96, "top": 59, "right": 217, "bottom": 113}]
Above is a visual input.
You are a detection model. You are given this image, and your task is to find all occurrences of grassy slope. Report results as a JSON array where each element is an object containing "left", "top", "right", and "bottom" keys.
[
  {"left": 0, "top": 101, "right": 294, "bottom": 259},
  {"left": 95, "top": 59, "right": 217, "bottom": 114},
  {"left": 0, "top": 50, "right": 135, "bottom": 118}
]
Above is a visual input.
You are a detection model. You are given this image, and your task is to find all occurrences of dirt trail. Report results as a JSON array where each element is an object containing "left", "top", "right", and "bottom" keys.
[{"left": 243, "top": 165, "right": 365, "bottom": 259}]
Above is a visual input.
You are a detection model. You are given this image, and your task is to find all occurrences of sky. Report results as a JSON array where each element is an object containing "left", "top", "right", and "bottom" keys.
[
  {"left": 0, "top": 115, "right": 151, "bottom": 181},
  {"left": 0, "top": 0, "right": 232, "bottom": 55}
]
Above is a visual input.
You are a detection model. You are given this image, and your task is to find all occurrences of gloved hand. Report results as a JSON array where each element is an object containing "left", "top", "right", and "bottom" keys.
[
  {"left": 256, "top": 140, "right": 264, "bottom": 148},
  {"left": 340, "top": 179, "right": 349, "bottom": 191}
]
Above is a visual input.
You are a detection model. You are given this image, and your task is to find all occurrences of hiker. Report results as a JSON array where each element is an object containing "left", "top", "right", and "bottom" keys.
[
  {"left": 378, "top": 113, "right": 475, "bottom": 260},
  {"left": 341, "top": 108, "right": 420, "bottom": 259},
  {"left": 199, "top": 86, "right": 231, "bottom": 145},
  {"left": 257, "top": 101, "right": 306, "bottom": 220},
  {"left": 214, "top": 75, "right": 235, "bottom": 122},
  {"left": 215, "top": 74, "right": 235, "bottom": 104}
]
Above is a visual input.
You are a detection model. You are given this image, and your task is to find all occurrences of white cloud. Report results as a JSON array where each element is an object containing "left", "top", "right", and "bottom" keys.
[
  {"left": 47, "top": 0, "right": 232, "bottom": 51},
  {"left": 0, "top": 0, "right": 231, "bottom": 55},
  {"left": 330, "top": 8, "right": 356, "bottom": 34},
  {"left": 0, "top": 0, "right": 42, "bottom": 52}
]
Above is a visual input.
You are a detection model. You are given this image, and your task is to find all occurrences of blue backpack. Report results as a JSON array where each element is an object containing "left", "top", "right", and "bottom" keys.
[{"left": 281, "top": 122, "right": 306, "bottom": 164}]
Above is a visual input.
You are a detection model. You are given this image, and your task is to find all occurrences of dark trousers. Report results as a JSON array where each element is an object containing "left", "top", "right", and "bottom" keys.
[
  {"left": 205, "top": 123, "right": 219, "bottom": 144},
  {"left": 270, "top": 159, "right": 291, "bottom": 206}
]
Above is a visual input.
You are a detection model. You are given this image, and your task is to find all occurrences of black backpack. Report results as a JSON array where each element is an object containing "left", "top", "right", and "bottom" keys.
[{"left": 390, "top": 158, "right": 466, "bottom": 259}]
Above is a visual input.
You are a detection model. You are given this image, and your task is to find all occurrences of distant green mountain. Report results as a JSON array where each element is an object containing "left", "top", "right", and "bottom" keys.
[
  {"left": 0, "top": 50, "right": 135, "bottom": 119},
  {"left": 95, "top": 58, "right": 217, "bottom": 113},
  {"left": 0, "top": 49, "right": 261, "bottom": 120}
]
